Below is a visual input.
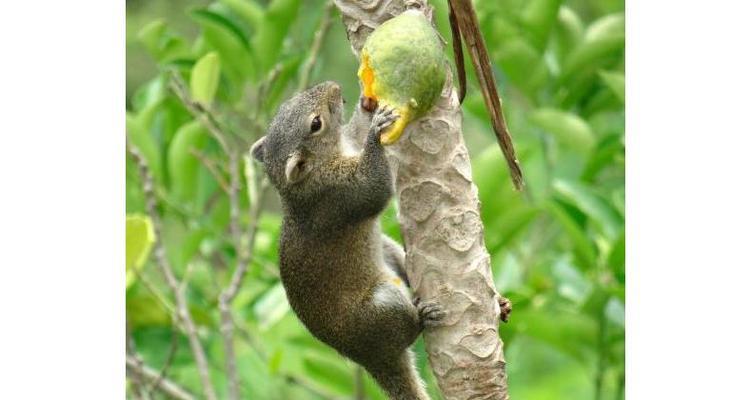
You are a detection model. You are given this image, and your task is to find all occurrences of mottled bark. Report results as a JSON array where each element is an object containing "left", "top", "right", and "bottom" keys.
[{"left": 333, "top": 1, "right": 509, "bottom": 399}]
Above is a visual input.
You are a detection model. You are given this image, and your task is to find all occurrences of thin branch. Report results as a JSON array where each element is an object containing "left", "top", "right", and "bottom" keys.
[
  {"left": 131, "top": 264, "right": 176, "bottom": 316},
  {"left": 141, "top": 271, "right": 191, "bottom": 400},
  {"left": 179, "top": 261, "right": 196, "bottom": 294},
  {"left": 126, "top": 325, "right": 151, "bottom": 400},
  {"left": 127, "top": 355, "right": 196, "bottom": 400},
  {"left": 169, "top": 72, "right": 232, "bottom": 155},
  {"left": 146, "top": 325, "right": 180, "bottom": 397},
  {"left": 166, "top": 70, "right": 254, "bottom": 399},
  {"left": 127, "top": 140, "right": 218, "bottom": 400},
  {"left": 168, "top": 64, "right": 265, "bottom": 400},
  {"left": 218, "top": 157, "right": 267, "bottom": 400},
  {"left": 155, "top": 186, "right": 195, "bottom": 220},
  {"left": 218, "top": 153, "right": 244, "bottom": 400},
  {"left": 298, "top": 1, "right": 336, "bottom": 92},
  {"left": 254, "top": 63, "right": 284, "bottom": 120},
  {"left": 285, "top": 375, "right": 341, "bottom": 400},
  {"left": 190, "top": 148, "right": 231, "bottom": 194},
  {"left": 228, "top": 313, "right": 338, "bottom": 400}
]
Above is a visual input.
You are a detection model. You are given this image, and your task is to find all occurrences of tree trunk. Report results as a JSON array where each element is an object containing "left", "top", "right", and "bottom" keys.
[{"left": 333, "top": 1, "right": 509, "bottom": 399}]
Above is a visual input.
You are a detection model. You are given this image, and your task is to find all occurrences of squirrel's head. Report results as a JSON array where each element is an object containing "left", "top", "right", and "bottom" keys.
[{"left": 250, "top": 81, "right": 345, "bottom": 191}]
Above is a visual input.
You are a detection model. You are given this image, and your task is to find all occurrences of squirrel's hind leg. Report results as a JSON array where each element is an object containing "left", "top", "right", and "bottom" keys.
[{"left": 382, "top": 234, "right": 408, "bottom": 285}]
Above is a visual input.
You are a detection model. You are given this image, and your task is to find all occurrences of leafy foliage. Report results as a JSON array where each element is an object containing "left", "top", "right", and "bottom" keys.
[{"left": 125, "top": 0, "right": 624, "bottom": 399}]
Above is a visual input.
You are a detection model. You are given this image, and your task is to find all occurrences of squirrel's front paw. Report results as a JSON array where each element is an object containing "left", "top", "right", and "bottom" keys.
[
  {"left": 413, "top": 297, "right": 446, "bottom": 329},
  {"left": 370, "top": 105, "right": 399, "bottom": 137}
]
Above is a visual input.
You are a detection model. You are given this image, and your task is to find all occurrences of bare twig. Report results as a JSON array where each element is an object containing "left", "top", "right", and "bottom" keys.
[
  {"left": 169, "top": 72, "right": 232, "bottom": 155},
  {"left": 285, "top": 375, "right": 341, "bottom": 400},
  {"left": 190, "top": 148, "right": 231, "bottom": 194},
  {"left": 179, "top": 261, "right": 196, "bottom": 294},
  {"left": 143, "top": 325, "right": 180, "bottom": 397},
  {"left": 128, "top": 140, "right": 218, "bottom": 400},
  {"left": 218, "top": 157, "right": 267, "bottom": 400},
  {"left": 168, "top": 13, "right": 326, "bottom": 396},
  {"left": 298, "top": 1, "right": 336, "bottom": 92},
  {"left": 169, "top": 64, "right": 264, "bottom": 400},
  {"left": 141, "top": 296, "right": 182, "bottom": 399},
  {"left": 126, "top": 326, "right": 151, "bottom": 400},
  {"left": 126, "top": 355, "right": 196, "bottom": 400},
  {"left": 226, "top": 312, "right": 338, "bottom": 400},
  {"left": 131, "top": 263, "right": 176, "bottom": 316},
  {"left": 254, "top": 63, "right": 284, "bottom": 119}
]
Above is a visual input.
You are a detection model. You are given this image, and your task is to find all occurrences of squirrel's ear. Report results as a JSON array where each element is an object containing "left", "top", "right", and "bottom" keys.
[
  {"left": 250, "top": 136, "right": 266, "bottom": 163},
  {"left": 285, "top": 151, "right": 307, "bottom": 184}
]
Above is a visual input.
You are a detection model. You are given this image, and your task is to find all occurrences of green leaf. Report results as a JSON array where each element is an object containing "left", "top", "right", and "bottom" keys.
[
  {"left": 302, "top": 356, "right": 354, "bottom": 395},
  {"left": 554, "top": 6, "right": 584, "bottom": 64},
  {"left": 546, "top": 201, "right": 597, "bottom": 270},
  {"left": 131, "top": 76, "right": 166, "bottom": 113},
  {"left": 190, "top": 8, "right": 256, "bottom": 84},
  {"left": 126, "top": 214, "right": 155, "bottom": 288},
  {"left": 126, "top": 291, "right": 171, "bottom": 327},
  {"left": 137, "top": 19, "right": 190, "bottom": 63},
  {"left": 252, "top": 0, "right": 301, "bottom": 73},
  {"left": 511, "top": 307, "right": 597, "bottom": 363},
  {"left": 486, "top": 206, "right": 540, "bottom": 255},
  {"left": 137, "top": 19, "right": 167, "bottom": 57},
  {"left": 253, "top": 282, "right": 290, "bottom": 330},
  {"left": 562, "top": 13, "right": 625, "bottom": 80},
  {"left": 598, "top": 70, "right": 625, "bottom": 103},
  {"left": 494, "top": 36, "right": 548, "bottom": 98},
  {"left": 521, "top": 0, "right": 564, "bottom": 50},
  {"left": 608, "top": 231, "right": 625, "bottom": 284},
  {"left": 581, "top": 134, "right": 624, "bottom": 181},
  {"left": 220, "top": 0, "right": 264, "bottom": 28},
  {"left": 268, "top": 348, "right": 283, "bottom": 374},
  {"left": 264, "top": 54, "right": 303, "bottom": 111},
  {"left": 167, "top": 120, "right": 209, "bottom": 204},
  {"left": 127, "top": 112, "right": 164, "bottom": 185},
  {"left": 551, "top": 258, "right": 592, "bottom": 304},
  {"left": 529, "top": 108, "right": 595, "bottom": 152},
  {"left": 553, "top": 179, "right": 623, "bottom": 239},
  {"left": 605, "top": 297, "right": 625, "bottom": 328},
  {"left": 190, "top": 52, "right": 221, "bottom": 105},
  {"left": 471, "top": 145, "right": 523, "bottom": 217},
  {"left": 191, "top": 9, "right": 250, "bottom": 49}
]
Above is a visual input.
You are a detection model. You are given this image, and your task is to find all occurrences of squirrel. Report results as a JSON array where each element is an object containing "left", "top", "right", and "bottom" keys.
[{"left": 250, "top": 81, "right": 445, "bottom": 400}]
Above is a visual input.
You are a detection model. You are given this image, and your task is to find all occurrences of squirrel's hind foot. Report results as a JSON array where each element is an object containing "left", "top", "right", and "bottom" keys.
[{"left": 413, "top": 297, "right": 446, "bottom": 329}]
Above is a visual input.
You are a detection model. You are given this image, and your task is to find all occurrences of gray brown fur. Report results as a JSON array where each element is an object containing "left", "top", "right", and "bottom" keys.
[{"left": 251, "top": 82, "right": 442, "bottom": 400}]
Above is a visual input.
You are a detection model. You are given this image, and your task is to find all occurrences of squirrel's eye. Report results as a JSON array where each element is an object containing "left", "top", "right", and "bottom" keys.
[{"left": 310, "top": 115, "right": 322, "bottom": 133}]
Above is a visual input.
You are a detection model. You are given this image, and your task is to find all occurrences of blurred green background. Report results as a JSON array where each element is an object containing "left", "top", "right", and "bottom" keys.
[{"left": 125, "top": 0, "right": 625, "bottom": 399}]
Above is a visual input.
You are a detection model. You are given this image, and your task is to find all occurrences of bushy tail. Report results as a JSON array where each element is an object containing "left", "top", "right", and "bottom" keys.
[{"left": 367, "top": 350, "right": 430, "bottom": 400}]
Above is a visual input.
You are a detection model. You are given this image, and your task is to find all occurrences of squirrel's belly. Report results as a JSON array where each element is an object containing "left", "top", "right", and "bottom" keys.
[
  {"left": 284, "top": 285, "right": 364, "bottom": 355},
  {"left": 279, "top": 263, "right": 376, "bottom": 351}
]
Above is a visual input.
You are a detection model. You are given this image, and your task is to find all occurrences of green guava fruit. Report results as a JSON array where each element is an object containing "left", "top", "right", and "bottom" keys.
[{"left": 358, "top": 10, "right": 447, "bottom": 145}]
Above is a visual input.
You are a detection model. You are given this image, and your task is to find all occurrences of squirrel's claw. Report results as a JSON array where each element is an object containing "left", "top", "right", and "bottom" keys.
[
  {"left": 372, "top": 105, "right": 399, "bottom": 133},
  {"left": 499, "top": 296, "right": 512, "bottom": 323},
  {"left": 414, "top": 297, "right": 446, "bottom": 329}
]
